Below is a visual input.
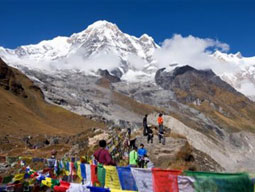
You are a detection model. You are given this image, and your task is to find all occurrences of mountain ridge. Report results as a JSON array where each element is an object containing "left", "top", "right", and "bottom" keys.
[{"left": 1, "top": 20, "right": 255, "bottom": 98}]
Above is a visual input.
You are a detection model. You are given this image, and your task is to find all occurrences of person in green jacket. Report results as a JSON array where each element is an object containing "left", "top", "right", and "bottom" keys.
[{"left": 129, "top": 146, "right": 138, "bottom": 167}]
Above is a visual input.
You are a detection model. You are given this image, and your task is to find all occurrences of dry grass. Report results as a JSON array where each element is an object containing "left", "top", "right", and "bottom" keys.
[
  {"left": 173, "top": 88, "right": 188, "bottom": 99},
  {"left": 168, "top": 142, "right": 197, "bottom": 171},
  {"left": 0, "top": 61, "right": 106, "bottom": 137},
  {"left": 174, "top": 78, "right": 255, "bottom": 132}
]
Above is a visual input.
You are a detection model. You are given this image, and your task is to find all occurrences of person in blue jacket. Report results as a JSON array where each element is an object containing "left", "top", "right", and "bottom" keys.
[{"left": 137, "top": 143, "right": 147, "bottom": 168}]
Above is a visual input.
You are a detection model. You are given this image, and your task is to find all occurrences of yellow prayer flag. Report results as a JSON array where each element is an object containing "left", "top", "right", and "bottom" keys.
[
  {"left": 64, "top": 170, "right": 70, "bottom": 175},
  {"left": 77, "top": 161, "right": 82, "bottom": 180},
  {"left": 41, "top": 177, "right": 52, "bottom": 188},
  {"left": 104, "top": 166, "right": 121, "bottom": 190},
  {"left": 13, "top": 173, "right": 25, "bottom": 181}
]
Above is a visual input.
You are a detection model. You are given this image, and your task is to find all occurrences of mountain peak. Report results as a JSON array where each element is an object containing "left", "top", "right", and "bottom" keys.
[
  {"left": 139, "top": 34, "right": 154, "bottom": 42},
  {"left": 233, "top": 51, "right": 242, "bottom": 59},
  {"left": 213, "top": 50, "right": 243, "bottom": 60},
  {"left": 86, "top": 20, "right": 119, "bottom": 30},
  {"left": 69, "top": 20, "right": 122, "bottom": 43}
]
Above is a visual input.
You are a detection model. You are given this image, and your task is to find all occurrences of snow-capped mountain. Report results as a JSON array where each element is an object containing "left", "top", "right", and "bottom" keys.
[
  {"left": 212, "top": 51, "right": 255, "bottom": 99},
  {"left": 1, "top": 20, "right": 255, "bottom": 98},
  {"left": 0, "top": 20, "right": 159, "bottom": 81}
]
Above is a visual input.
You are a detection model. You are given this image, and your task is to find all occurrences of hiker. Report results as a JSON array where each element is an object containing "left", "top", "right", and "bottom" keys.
[
  {"left": 138, "top": 144, "right": 147, "bottom": 168},
  {"left": 48, "top": 149, "right": 57, "bottom": 169},
  {"left": 127, "top": 128, "right": 131, "bottom": 139},
  {"left": 143, "top": 114, "right": 148, "bottom": 136},
  {"left": 157, "top": 113, "right": 165, "bottom": 145},
  {"left": 147, "top": 126, "right": 153, "bottom": 144},
  {"left": 144, "top": 155, "right": 154, "bottom": 169},
  {"left": 93, "top": 140, "right": 116, "bottom": 165},
  {"left": 129, "top": 146, "right": 138, "bottom": 167},
  {"left": 129, "top": 137, "right": 137, "bottom": 149}
]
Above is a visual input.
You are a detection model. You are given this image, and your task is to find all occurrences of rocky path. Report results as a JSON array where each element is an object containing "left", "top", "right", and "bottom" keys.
[{"left": 135, "top": 133, "right": 187, "bottom": 168}]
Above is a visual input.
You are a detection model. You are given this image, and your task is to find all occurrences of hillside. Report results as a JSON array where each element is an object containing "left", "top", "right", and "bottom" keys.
[
  {"left": 155, "top": 65, "right": 255, "bottom": 133},
  {"left": 0, "top": 58, "right": 105, "bottom": 136}
]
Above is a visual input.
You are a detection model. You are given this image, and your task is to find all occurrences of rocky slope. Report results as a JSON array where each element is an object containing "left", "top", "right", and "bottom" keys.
[
  {"left": 14, "top": 66, "right": 159, "bottom": 129},
  {"left": 0, "top": 58, "right": 106, "bottom": 137},
  {"left": 113, "top": 66, "right": 255, "bottom": 172},
  {"left": 155, "top": 65, "right": 255, "bottom": 133},
  {"left": 148, "top": 113, "right": 255, "bottom": 172}
]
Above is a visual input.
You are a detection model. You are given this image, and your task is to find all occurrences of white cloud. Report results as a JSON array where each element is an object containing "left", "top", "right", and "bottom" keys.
[
  {"left": 127, "top": 54, "right": 147, "bottom": 71},
  {"left": 238, "top": 80, "right": 255, "bottom": 97},
  {"left": 50, "top": 47, "right": 121, "bottom": 73},
  {"left": 154, "top": 34, "right": 240, "bottom": 75}
]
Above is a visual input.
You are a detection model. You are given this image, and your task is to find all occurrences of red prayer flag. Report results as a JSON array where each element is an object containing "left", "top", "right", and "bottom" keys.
[
  {"left": 152, "top": 168, "right": 182, "bottom": 192},
  {"left": 70, "top": 162, "right": 75, "bottom": 176},
  {"left": 30, "top": 172, "right": 38, "bottom": 178},
  {"left": 60, "top": 181, "right": 70, "bottom": 188},
  {"left": 54, "top": 181, "right": 70, "bottom": 192},
  {"left": 91, "top": 164, "right": 99, "bottom": 186},
  {"left": 54, "top": 186, "right": 68, "bottom": 192}
]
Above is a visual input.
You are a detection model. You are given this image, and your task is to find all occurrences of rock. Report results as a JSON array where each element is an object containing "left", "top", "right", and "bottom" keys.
[
  {"left": 49, "top": 137, "right": 59, "bottom": 145},
  {"left": 97, "top": 69, "right": 121, "bottom": 83}
]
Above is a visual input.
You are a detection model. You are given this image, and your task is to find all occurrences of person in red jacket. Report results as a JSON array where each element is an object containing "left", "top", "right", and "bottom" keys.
[
  {"left": 94, "top": 140, "right": 116, "bottom": 165},
  {"left": 157, "top": 113, "right": 165, "bottom": 145}
]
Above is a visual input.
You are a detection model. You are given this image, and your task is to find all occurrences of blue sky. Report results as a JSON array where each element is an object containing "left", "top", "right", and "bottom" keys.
[{"left": 0, "top": 0, "right": 254, "bottom": 56}]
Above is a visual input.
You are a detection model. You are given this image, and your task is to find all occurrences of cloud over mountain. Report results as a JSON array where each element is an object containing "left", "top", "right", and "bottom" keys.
[{"left": 154, "top": 34, "right": 241, "bottom": 75}]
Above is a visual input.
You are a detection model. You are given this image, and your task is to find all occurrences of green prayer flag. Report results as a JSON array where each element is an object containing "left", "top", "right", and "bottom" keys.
[
  {"left": 185, "top": 171, "right": 253, "bottom": 192},
  {"left": 51, "top": 178, "right": 60, "bottom": 188},
  {"left": 97, "top": 163, "right": 106, "bottom": 187}
]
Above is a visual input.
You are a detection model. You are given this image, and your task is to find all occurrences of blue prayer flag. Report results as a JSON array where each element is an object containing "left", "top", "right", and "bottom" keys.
[
  {"left": 80, "top": 163, "right": 87, "bottom": 179},
  {"left": 117, "top": 166, "right": 138, "bottom": 191},
  {"left": 66, "top": 162, "right": 70, "bottom": 171}
]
